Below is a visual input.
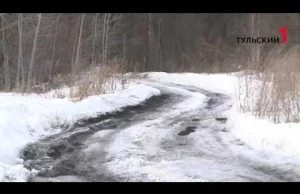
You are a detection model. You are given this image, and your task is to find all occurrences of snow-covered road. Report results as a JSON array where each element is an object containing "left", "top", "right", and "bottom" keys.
[{"left": 21, "top": 80, "right": 300, "bottom": 182}]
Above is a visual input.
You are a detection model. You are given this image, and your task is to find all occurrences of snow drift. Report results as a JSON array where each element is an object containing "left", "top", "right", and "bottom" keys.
[
  {"left": 147, "top": 72, "right": 300, "bottom": 164},
  {"left": 0, "top": 84, "right": 160, "bottom": 182}
]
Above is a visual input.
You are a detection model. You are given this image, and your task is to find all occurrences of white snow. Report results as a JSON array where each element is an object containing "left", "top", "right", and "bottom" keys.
[
  {"left": 0, "top": 83, "right": 160, "bottom": 182},
  {"left": 226, "top": 105, "right": 300, "bottom": 160},
  {"left": 104, "top": 85, "right": 208, "bottom": 181},
  {"left": 103, "top": 72, "right": 300, "bottom": 181},
  {"left": 147, "top": 72, "right": 300, "bottom": 162},
  {"left": 103, "top": 88, "right": 261, "bottom": 181},
  {"left": 3, "top": 70, "right": 300, "bottom": 182},
  {"left": 146, "top": 72, "right": 238, "bottom": 95}
]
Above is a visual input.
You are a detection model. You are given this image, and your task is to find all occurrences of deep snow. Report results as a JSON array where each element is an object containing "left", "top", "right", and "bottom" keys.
[
  {"left": 99, "top": 73, "right": 300, "bottom": 181},
  {"left": 147, "top": 72, "right": 300, "bottom": 162},
  {"left": 2, "top": 71, "right": 300, "bottom": 182},
  {"left": 146, "top": 72, "right": 238, "bottom": 96},
  {"left": 0, "top": 84, "right": 160, "bottom": 182}
]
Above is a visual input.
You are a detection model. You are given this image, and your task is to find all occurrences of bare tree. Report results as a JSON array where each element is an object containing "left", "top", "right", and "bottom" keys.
[
  {"left": 27, "top": 13, "right": 42, "bottom": 92},
  {"left": 102, "top": 13, "right": 108, "bottom": 67},
  {"left": 73, "top": 13, "right": 85, "bottom": 75},
  {"left": 0, "top": 13, "right": 299, "bottom": 92},
  {"left": 49, "top": 14, "right": 60, "bottom": 78},
  {"left": 16, "top": 13, "right": 25, "bottom": 92},
  {"left": 91, "top": 13, "right": 98, "bottom": 66},
  {"left": 1, "top": 15, "right": 10, "bottom": 91},
  {"left": 250, "top": 13, "right": 261, "bottom": 69},
  {"left": 158, "top": 18, "right": 163, "bottom": 71}
]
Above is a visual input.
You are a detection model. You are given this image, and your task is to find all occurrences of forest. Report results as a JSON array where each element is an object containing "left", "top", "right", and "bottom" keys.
[{"left": 0, "top": 13, "right": 299, "bottom": 92}]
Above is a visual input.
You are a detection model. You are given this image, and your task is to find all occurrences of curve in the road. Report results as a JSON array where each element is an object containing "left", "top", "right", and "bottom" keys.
[{"left": 20, "top": 80, "right": 300, "bottom": 182}]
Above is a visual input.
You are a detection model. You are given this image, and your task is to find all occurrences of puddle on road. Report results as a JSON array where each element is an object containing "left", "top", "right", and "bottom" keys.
[{"left": 178, "top": 126, "right": 197, "bottom": 136}]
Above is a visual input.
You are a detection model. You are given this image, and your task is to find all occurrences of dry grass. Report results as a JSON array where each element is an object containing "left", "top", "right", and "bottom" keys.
[
  {"left": 51, "top": 89, "right": 68, "bottom": 99},
  {"left": 70, "top": 58, "right": 129, "bottom": 101},
  {"left": 51, "top": 74, "right": 73, "bottom": 88},
  {"left": 7, "top": 58, "right": 136, "bottom": 101},
  {"left": 237, "top": 45, "right": 300, "bottom": 123}
]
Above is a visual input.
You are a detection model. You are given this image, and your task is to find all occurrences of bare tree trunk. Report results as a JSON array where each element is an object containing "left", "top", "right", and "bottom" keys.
[
  {"left": 39, "top": 60, "right": 44, "bottom": 84},
  {"left": 91, "top": 13, "right": 98, "bottom": 66},
  {"left": 158, "top": 18, "right": 163, "bottom": 71},
  {"left": 74, "top": 13, "right": 85, "bottom": 75},
  {"left": 250, "top": 13, "right": 255, "bottom": 69},
  {"left": 5, "top": 55, "right": 9, "bottom": 90},
  {"left": 27, "top": 13, "right": 42, "bottom": 92},
  {"left": 101, "top": 13, "right": 113, "bottom": 67},
  {"left": 144, "top": 14, "right": 150, "bottom": 71},
  {"left": 123, "top": 33, "right": 126, "bottom": 60},
  {"left": 71, "top": 16, "right": 80, "bottom": 67},
  {"left": 1, "top": 16, "right": 10, "bottom": 91},
  {"left": 250, "top": 13, "right": 260, "bottom": 70},
  {"left": 144, "top": 13, "right": 154, "bottom": 71},
  {"left": 50, "top": 14, "right": 60, "bottom": 79},
  {"left": 256, "top": 14, "right": 260, "bottom": 70},
  {"left": 16, "top": 13, "right": 24, "bottom": 92},
  {"left": 102, "top": 13, "right": 107, "bottom": 67},
  {"left": 33, "top": 74, "right": 36, "bottom": 88},
  {"left": 104, "top": 13, "right": 110, "bottom": 67}
]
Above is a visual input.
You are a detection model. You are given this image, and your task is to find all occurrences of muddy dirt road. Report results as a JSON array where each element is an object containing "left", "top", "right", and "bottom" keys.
[{"left": 21, "top": 81, "right": 300, "bottom": 182}]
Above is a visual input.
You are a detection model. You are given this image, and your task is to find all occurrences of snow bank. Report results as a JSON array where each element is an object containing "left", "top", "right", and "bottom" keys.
[
  {"left": 148, "top": 72, "right": 300, "bottom": 164},
  {"left": 0, "top": 84, "right": 160, "bottom": 182},
  {"left": 42, "top": 77, "right": 137, "bottom": 99},
  {"left": 226, "top": 105, "right": 300, "bottom": 160},
  {"left": 147, "top": 72, "right": 238, "bottom": 96}
]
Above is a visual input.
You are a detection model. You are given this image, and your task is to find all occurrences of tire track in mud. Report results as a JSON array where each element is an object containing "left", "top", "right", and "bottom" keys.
[
  {"left": 20, "top": 87, "right": 184, "bottom": 182},
  {"left": 20, "top": 80, "right": 300, "bottom": 182},
  {"left": 154, "top": 83, "right": 234, "bottom": 162},
  {"left": 19, "top": 81, "right": 249, "bottom": 181}
]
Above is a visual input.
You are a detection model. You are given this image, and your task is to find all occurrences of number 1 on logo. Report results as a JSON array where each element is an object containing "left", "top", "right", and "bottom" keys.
[{"left": 280, "top": 26, "right": 288, "bottom": 44}]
